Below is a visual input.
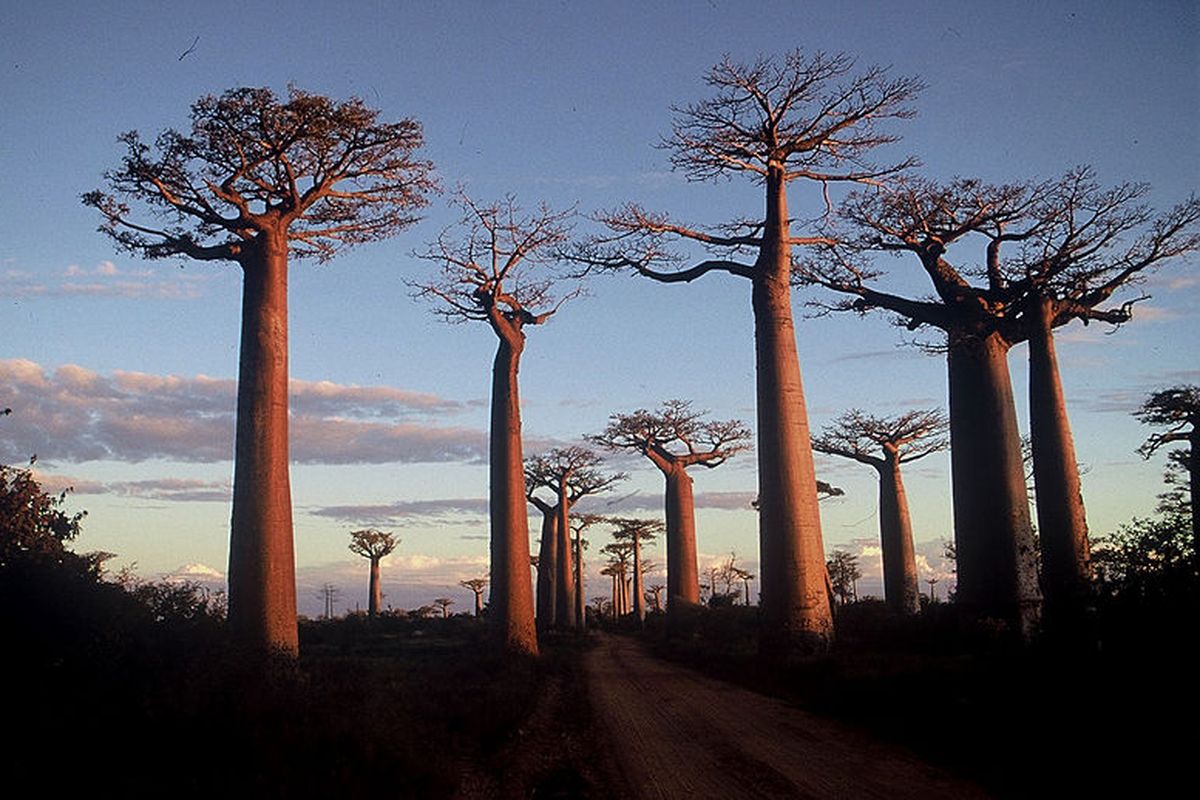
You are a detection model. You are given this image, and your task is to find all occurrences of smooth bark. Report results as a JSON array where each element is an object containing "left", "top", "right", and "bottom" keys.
[
  {"left": 368, "top": 558, "right": 382, "bottom": 617},
  {"left": 632, "top": 536, "right": 646, "bottom": 624},
  {"left": 754, "top": 168, "right": 833, "bottom": 656},
  {"left": 489, "top": 337, "right": 539, "bottom": 656},
  {"left": 947, "top": 330, "right": 1041, "bottom": 634},
  {"left": 533, "top": 502, "right": 558, "bottom": 631},
  {"left": 227, "top": 231, "right": 298, "bottom": 655},
  {"left": 1027, "top": 297, "right": 1092, "bottom": 627},
  {"left": 878, "top": 453, "right": 921, "bottom": 615},
  {"left": 574, "top": 528, "right": 586, "bottom": 630},
  {"left": 555, "top": 487, "right": 576, "bottom": 629},
  {"left": 664, "top": 466, "right": 701, "bottom": 612}
]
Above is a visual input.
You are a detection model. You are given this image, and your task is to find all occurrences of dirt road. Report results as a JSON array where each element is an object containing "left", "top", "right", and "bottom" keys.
[{"left": 583, "top": 633, "right": 988, "bottom": 799}]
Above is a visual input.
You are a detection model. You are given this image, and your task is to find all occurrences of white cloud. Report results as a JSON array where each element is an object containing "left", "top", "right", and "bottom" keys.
[{"left": 1, "top": 261, "right": 208, "bottom": 300}]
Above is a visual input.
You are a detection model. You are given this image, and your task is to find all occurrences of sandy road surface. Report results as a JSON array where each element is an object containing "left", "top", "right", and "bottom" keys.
[{"left": 583, "top": 633, "right": 989, "bottom": 799}]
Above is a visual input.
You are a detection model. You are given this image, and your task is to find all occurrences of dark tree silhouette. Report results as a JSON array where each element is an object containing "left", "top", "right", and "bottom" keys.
[
  {"left": 606, "top": 517, "right": 663, "bottom": 625},
  {"left": 84, "top": 87, "right": 435, "bottom": 654},
  {"left": 826, "top": 550, "right": 861, "bottom": 606},
  {"left": 348, "top": 528, "right": 399, "bottom": 617},
  {"left": 1137, "top": 385, "right": 1200, "bottom": 560},
  {"left": 1, "top": 459, "right": 86, "bottom": 565},
  {"left": 812, "top": 409, "right": 948, "bottom": 614},
  {"left": 575, "top": 51, "right": 922, "bottom": 656},
  {"left": 525, "top": 447, "right": 624, "bottom": 630},
  {"left": 589, "top": 400, "right": 749, "bottom": 616},
  {"left": 570, "top": 513, "right": 602, "bottom": 630},
  {"left": 459, "top": 577, "right": 489, "bottom": 617},
  {"left": 415, "top": 193, "right": 578, "bottom": 656},
  {"left": 433, "top": 597, "right": 455, "bottom": 618}
]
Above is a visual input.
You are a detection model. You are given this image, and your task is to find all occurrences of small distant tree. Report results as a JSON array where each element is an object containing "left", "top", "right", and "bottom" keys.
[
  {"left": 1136, "top": 385, "right": 1199, "bottom": 559},
  {"left": 84, "top": 87, "right": 435, "bottom": 655},
  {"left": 826, "top": 550, "right": 862, "bottom": 607},
  {"left": 348, "top": 528, "right": 398, "bottom": 618},
  {"left": 813, "top": 409, "right": 948, "bottom": 614},
  {"left": 589, "top": 400, "right": 749, "bottom": 615},
  {"left": 415, "top": 193, "right": 580, "bottom": 656},
  {"left": 459, "top": 577, "right": 488, "bottom": 617},
  {"left": 606, "top": 517, "right": 663, "bottom": 625},
  {"left": 433, "top": 597, "right": 455, "bottom": 618},
  {"left": 647, "top": 583, "right": 665, "bottom": 612}
]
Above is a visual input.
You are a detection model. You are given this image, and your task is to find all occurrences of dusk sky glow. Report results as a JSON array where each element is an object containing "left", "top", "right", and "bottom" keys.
[{"left": 2, "top": 1, "right": 1196, "bottom": 616}]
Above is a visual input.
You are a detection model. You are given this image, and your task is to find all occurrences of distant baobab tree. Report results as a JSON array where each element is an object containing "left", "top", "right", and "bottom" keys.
[
  {"left": 1137, "top": 385, "right": 1200, "bottom": 560},
  {"left": 574, "top": 51, "right": 922, "bottom": 656},
  {"left": 84, "top": 87, "right": 435, "bottom": 655},
  {"left": 570, "top": 513, "right": 602, "bottom": 630},
  {"left": 647, "top": 583, "right": 665, "bottom": 612},
  {"left": 826, "top": 550, "right": 861, "bottom": 607},
  {"left": 525, "top": 447, "right": 624, "bottom": 630},
  {"left": 606, "top": 517, "right": 663, "bottom": 625},
  {"left": 348, "top": 528, "right": 399, "bottom": 618},
  {"left": 589, "top": 400, "right": 749, "bottom": 617},
  {"left": 813, "top": 409, "right": 948, "bottom": 615},
  {"left": 415, "top": 193, "right": 579, "bottom": 657},
  {"left": 802, "top": 171, "right": 1199, "bottom": 633},
  {"left": 459, "top": 577, "right": 489, "bottom": 617},
  {"left": 316, "top": 582, "right": 341, "bottom": 620},
  {"left": 433, "top": 597, "right": 455, "bottom": 618}
]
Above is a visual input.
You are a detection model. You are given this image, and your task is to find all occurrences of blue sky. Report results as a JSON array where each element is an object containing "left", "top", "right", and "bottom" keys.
[{"left": 2, "top": 1, "right": 1197, "bottom": 615}]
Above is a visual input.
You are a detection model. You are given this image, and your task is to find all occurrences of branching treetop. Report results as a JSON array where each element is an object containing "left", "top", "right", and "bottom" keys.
[
  {"left": 459, "top": 577, "right": 488, "bottom": 593},
  {"left": 798, "top": 169, "right": 1200, "bottom": 342},
  {"left": 812, "top": 409, "right": 949, "bottom": 468},
  {"left": 1136, "top": 385, "right": 1200, "bottom": 459},
  {"left": 83, "top": 86, "right": 436, "bottom": 264},
  {"left": 605, "top": 516, "right": 664, "bottom": 545},
  {"left": 414, "top": 193, "right": 579, "bottom": 343},
  {"left": 588, "top": 399, "right": 751, "bottom": 473},
  {"left": 571, "top": 50, "right": 922, "bottom": 285},
  {"left": 348, "top": 528, "right": 399, "bottom": 561},
  {"left": 524, "top": 446, "right": 626, "bottom": 511}
]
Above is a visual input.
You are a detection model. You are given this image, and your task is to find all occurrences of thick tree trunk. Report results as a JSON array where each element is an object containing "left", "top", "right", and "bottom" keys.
[
  {"left": 474, "top": 590, "right": 484, "bottom": 617},
  {"left": 633, "top": 536, "right": 646, "bottom": 624},
  {"left": 488, "top": 337, "right": 539, "bottom": 656},
  {"left": 754, "top": 167, "right": 833, "bottom": 657},
  {"left": 368, "top": 558, "right": 382, "bottom": 617},
  {"left": 664, "top": 464, "right": 701, "bottom": 613},
  {"left": 947, "top": 329, "right": 1041, "bottom": 634},
  {"left": 1027, "top": 298, "right": 1092, "bottom": 630},
  {"left": 534, "top": 507, "right": 558, "bottom": 631},
  {"left": 877, "top": 454, "right": 920, "bottom": 615},
  {"left": 227, "top": 231, "right": 298, "bottom": 656},
  {"left": 574, "top": 531, "right": 586, "bottom": 630},
  {"left": 555, "top": 488, "right": 576, "bottom": 629}
]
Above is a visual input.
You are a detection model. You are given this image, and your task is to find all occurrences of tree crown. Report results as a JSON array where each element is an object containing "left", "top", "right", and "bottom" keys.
[
  {"left": 812, "top": 408, "right": 948, "bottom": 466},
  {"left": 1136, "top": 385, "right": 1200, "bottom": 459},
  {"left": 84, "top": 86, "right": 436, "bottom": 264},
  {"left": 589, "top": 399, "right": 751, "bottom": 471},
  {"left": 524, "top": 446, "right": 626, "bottom": 508},
  {"left": 348, "top": 528, "right": 399, "bottom": 560}
]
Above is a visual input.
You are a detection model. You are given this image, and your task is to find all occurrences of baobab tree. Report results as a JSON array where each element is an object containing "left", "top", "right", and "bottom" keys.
[
  {"left": 348, "top": 528, "right": 399, "bottom": 618},
  {"left": 601, "top": 540, "right": 635, "bottom": 619},
  {"left": 647, "top": 583, "right": 666, "bottom": 612},
  {"left": 84, "top": 87, "right": 435, "bottom": 654},
  {"left": 812, "top": 409, "right": 948, "bottom": 615},
  {"left": 459, "top": 577, "right": 488, "bottom": 617},
  {"left": 576, "top": 52, "right": 922, "bottom": 656},
  {"left": 589, "top": 400, "right": 749, "bottom": 616},
  {"left": 415, "top": 194, "right": 578, "bottom": 657},
  {"left": 1137, "top": 385, "right": 1200, "bottom": 559},
  {"left": 433, "top": 597, "right": 455, "bottom": 619},
  {"left": 571, "top": 513, "right": 603, "bottom": 630},
  {"left": 1006, "top": 174, "right": 1200, "bottom": 618},
  {"left": 606, "top": 517, "right": 663, "bottom": 625},
  {"left": 525, "top": 447, "right": 624, "bottom": 630},
  {"left": 826, "top": 550, "right": 861, "bottom": 607}
]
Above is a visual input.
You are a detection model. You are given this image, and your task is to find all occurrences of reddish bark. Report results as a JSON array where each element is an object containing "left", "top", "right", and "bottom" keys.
[
  {"left": 227, "top": 231, "right": 298, "bottom": 655},
  {"left": 555, "top": 485, "right": 576, "bottom": 629},
  {"left": 947, "top": 330, "right": 1041, "bottom": 633},
  {"left": 664, "top": 466, "right": 700, "bottom": 611},
  {"left": 368, "top": 558, "right": 382, "bottom": 617},
  {"left": 489, "top": 335, "right": 538, "bottom": 656},
  {"left": 754, "top": 168, "right": 833, "bottom": 656},
  {"left": 878, "top": 452, "right": 921, "bottom": 615},
  {"left": 531, "top": 499, "right": 558, "bottom": 631}
]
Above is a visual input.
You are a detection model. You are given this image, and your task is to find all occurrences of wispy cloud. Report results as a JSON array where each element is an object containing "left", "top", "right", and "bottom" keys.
[
  {"left": 307, "top": 497, "right": 491, "bottom": 526},
  {"left": 1, "top": 359, "right": 486, "bottom": 465},
  {"left": 35, "top": 472, "right": 231, "bottom": 502},
  {"left": 1, "top": 261, "right": 211, "bottom": 300}
]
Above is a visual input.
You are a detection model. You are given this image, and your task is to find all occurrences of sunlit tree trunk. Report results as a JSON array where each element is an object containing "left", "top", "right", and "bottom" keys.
[
  {"left": 534, "top": 505, "right": 558, "bottom": 631},
  {"left": 574, "top": 530, "right": 586, "bottom": 631},
  {"left": 1028, "top": 297, "right": 1092, "bottom": 630},
  {"left": 489, "top": 335, "right": 539, "bottom": 656},
  {"left": 754, "top": 167, "right": 833, "bottom": 657},
  {"left": 632, "top": 535, "right": 646, "bottom": 625},
  {"left": 555, "top": 487, "right": 575, "bottom": 629},
  {"left": 947, "top": 329, "right": 1041, "bottom": 634},
  {"left": 664, "top": 465, "right": 701, "bottom": 612},
  {"left": 367, "top": 558, "right": 382, "bottom": 617},
  {"left": 228, "top": 231, "right": 298, "bottom": 656},
  {"left": 877, "top": 452, "right": 920, "bottom": 615}
]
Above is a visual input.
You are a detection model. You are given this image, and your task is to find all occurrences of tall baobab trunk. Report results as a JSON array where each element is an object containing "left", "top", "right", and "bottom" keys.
[
  {"left": 555, "top": 488, "right": 576, "bottom": 629},
  {"left": 664, "top": 465, "right": 701, "bottom": 612},
  {"left": 754, "top": 167, "right": 833, "bottom": 656},
  {"left": 489, "top": 336, "right": 539, "bottom": 656},
  {"left": 610, "top": 573, "right": 619, "bottom": 620},
  {"left": 368, "top": 558, "right": 382, "bottom": 617},
  {"left": 632, "top": 535, "right": 646, "bottom": 624},
  {"left": 534, "top": 505, "right": 558, "bottom": 631},
  {"left": 574, "top": 529, "right": 586, "bottom": 630},
  {"left": 947, "top": 329, "right": 1041, "bottom": 634},
  {"left": 473, "top": 589, "right": 484, "bottom": 617},
  {"left": 228, "top": 231, "right": 298, "bottom": 655},
  {"left": 877, "top": 451, "right": 921, "bottom": 615},
  {"left": 1027, "top": 297, "right": 1092, "bottom": 629}
]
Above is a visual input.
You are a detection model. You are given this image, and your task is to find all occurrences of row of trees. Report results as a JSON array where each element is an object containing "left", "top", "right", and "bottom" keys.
[{"left": 83, "top": 50, "right": 1197, "bottom": 659}]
